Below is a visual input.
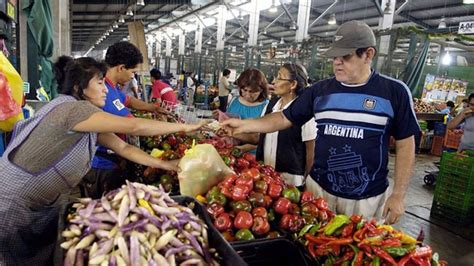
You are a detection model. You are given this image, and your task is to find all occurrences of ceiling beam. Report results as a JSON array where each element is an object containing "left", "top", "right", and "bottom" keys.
[
  {"left": 73, "top": 10, "right": 169, "bottom": 16},
  {"left": 72, "top": 0, "right": 190, "bottom": 5},
  {"left": 398, "top": 11, "right": 433, "bottom": 29}
]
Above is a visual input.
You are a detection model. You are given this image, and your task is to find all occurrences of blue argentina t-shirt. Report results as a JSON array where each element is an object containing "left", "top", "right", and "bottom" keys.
[
  {"left": 283, "top": 71, "right": 419, "bottom": 199},
  {"left": 92, "top": 78, "right": 133, "bottom": 169}
]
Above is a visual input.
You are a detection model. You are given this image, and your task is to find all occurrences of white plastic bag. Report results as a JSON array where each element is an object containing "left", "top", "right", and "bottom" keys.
[{"left": 178, "top": 144, "right": 234, "bottom": 197}]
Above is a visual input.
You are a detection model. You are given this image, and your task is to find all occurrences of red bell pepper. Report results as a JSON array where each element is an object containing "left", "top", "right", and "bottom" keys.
[
  {"left": 251, "top": 207, "right": 267, "bottom": 218},
  {"left": 232, "top": 184, "right": 249, "bottom": 201},
  {"left": 243, "top": 152, "right": 256, "bottom": 163},
  {"left": 252, "top": 216, "right": 270, "bottom": 236},
  {"left": 279, "top": 213, "right": 292, "bottom": 230},
  {"left": 219, "top": 186, "right": 233, "bottom": 198},
  {"left": 235, "top": 177, "right": 254, "bottom": 191},
  {"left": 241, "top": 167, "right": 260, "bottom": 181},
  {"left": 234, "top": 211, "right": 253, "bottom": 230},
  {"left": 274, "top": 197, "right": 292, "bottom": 215},
  {"left": 300, "top": 191, "right": 315, "bottom": 204},
  {"left": 236, "top": 158, "right": 250, "bottom": 170},
  {"left": 263, "top": 195, "right": 273, "bottom": 208},
  {"left": 268, "top": 183, "right": 283, "bottom": 199},
  {"left": 206, "top": 202, "right": 225, "bottom": 219},
  {"left": 314, "top": 197, "right": 329, "bottom": 210},
  {"left": 214, "top": 213, "right": 232, "bottom": 232},
  {"left": 254, "top": 180, "right": 268, "bottom": 194},
  {"left": 220, "top": 174, "right": 237, "bottom": 188}
]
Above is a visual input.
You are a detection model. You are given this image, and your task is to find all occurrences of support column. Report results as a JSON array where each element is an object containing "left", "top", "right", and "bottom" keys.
[
  {"left": 376, "top": 0, "right": 397, "bottom": 72},
  {"left": 19, "top": 3, "right": 28, "bottom": 80},
  {"left": 245, "top": 0, "right": 260, "bottom": 67},
  {"left": 155, "top": 33, "right": 162, "bottom": 69},
  {"left": 308, "top": 45, "right": 318, "bottom": 79},
  {"left": 52, "top": 0, "right": 70, "bottom": 61},
  {"left": 295, "top": 0, "right": 311, "bottom": 43},
  {"left": 165, "top": 33, "right": 172, "bottom": 74},
  {"left": 216, "top": 5, "right": 226, "bottom": 52}
]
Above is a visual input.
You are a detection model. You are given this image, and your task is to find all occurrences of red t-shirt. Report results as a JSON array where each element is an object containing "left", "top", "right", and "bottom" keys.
[{"left": 152, "top": 80, "right": 177, "bottom": 105}]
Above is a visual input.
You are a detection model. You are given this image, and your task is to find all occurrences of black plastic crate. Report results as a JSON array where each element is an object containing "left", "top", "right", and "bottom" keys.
[
  {"left": 171, "top": 196, "right": 247, "bottom": 266},
  {"left": 231, "top": 238, "right": 310, "bottom": 266}
]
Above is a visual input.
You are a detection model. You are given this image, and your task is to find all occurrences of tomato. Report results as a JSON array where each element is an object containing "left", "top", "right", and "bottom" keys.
[{"left": 234, "top": 211, "right": 253, "bottom": 230}]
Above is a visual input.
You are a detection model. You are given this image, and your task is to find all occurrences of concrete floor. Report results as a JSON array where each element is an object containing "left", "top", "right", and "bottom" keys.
[{"left": 388, "top": 153, "right": 474, "bottom": 266}]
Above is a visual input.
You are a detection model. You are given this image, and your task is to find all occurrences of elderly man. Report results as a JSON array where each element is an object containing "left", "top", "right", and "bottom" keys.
[{"left": 222, "top": 21, "right": 419, "bottom": 224}]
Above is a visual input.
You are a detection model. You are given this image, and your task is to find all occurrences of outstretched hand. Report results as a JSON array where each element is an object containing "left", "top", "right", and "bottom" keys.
[
  {"left": 184, "top": 119, "right": 213, "bottom": 133},
  {"left": 156, "top": 158, "right": 180, "bottom": 172},
  {"left": 382, "top": 194, "right": 405, "bottom": 224},
  {"left": 220, "top": 118, "right": 247, "bottom": 135}
]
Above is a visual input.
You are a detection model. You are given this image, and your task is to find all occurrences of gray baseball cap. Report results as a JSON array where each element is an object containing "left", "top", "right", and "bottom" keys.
[{"left": 324, "top": 20, "right": 376, "bottom": 58}]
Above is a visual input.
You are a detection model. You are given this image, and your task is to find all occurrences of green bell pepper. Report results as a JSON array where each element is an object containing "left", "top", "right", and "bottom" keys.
[
  {"left": 235, "top": 229, "right": 255, "bottom": 241},
  {"left": 282, "top": 187, "right": 301, "bottom": 203}
]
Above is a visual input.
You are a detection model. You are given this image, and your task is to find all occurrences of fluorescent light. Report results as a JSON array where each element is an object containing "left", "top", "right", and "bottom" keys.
[
  {"left": 202, "top": 17, "right": 216, "bottom": 27},
  {"left": 438, "top": 17, "right": 446, "bottom": 29},
  {"left": 137, "top": 0, "right": 145, "bottom": 6},
  {"left": 118, "top": 16, "right": 125, "bottom": 23},
  {"left": 126, "top": 8, "right": 133, "bottom": 16},
  {"left": 442, "top": 52, "right": 451, "bottom": 65},
  {"left": 328, "top": 14, "right": 336, "bottom": 25},
  {"left": 280, "top": 37, "right": 285, "bottom": 44},
  {"left": 463, "top": 0, "right": 474, "bottom": 3}
]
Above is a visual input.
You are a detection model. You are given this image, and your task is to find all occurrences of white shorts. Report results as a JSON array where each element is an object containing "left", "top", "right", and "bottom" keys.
[{"left": 305, "top": 177, "right": 392, "bottom": 220}]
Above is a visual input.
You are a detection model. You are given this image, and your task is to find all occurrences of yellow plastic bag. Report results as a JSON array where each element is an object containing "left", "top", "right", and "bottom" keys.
[
  {"left": 178, "top": 144, "right": 234, "bottom": 197},
  {"left": 0, "top": 52, "right": 24, "bottom": 132}
]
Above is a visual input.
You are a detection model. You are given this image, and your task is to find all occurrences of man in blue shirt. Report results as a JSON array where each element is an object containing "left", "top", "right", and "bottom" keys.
[
  {"left": 82, "top": 41, "right": 164, "bottom": 198},
  {"left": 222, "top": 21, "right": 419, "bottom": 224}
]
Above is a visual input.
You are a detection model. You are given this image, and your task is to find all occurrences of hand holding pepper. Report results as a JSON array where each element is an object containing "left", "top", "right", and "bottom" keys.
[{"left": 382, "top": 193, "right": 405, "bottom": 224}]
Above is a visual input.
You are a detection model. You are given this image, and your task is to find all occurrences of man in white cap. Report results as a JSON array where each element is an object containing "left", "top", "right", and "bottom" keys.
[{"left": 222, "top": 20, "right": 419, "bottom": 224}]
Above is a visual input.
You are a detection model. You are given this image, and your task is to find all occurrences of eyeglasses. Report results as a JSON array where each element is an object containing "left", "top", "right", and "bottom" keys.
[
  {"left": 274, "top": 77, "right": 294, "bottom": 82},
  {"left": 333, "top": 53, "right": 355, "bottom": 62}
]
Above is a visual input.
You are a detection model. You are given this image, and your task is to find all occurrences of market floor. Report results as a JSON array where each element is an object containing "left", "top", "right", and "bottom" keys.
[{"left": 388, "top": 153, "right": 474, "bottom": 266}]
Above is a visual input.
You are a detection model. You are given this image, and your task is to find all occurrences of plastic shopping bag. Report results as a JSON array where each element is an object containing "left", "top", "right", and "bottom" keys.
[
  {"left": 0, "top": 52, "right": 24, "bottom": 132},
  {"left": 0, "top": 72, "right": 21, "bottom": 120},
  {"left": 178, "top": 144, "right": 234, "bottom": 197}
]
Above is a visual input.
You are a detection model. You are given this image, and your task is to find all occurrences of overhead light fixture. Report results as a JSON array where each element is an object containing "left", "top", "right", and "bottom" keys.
[
  {"left": 205, "top": 49, "right": 209, "bottom": 55},
  {"left": 280, "top": 37, "right": 285, "bottom": 44},
  {"left": 263, "top": 29, "right": 267, "bottom": 34},
  {"left": 438, "top": 17, "right": 447, "bottom": 29},
  {"left": 328, "top": 14, "right": 336, "bottom": 25},
  {"left": 384, "top": 0, "right": 392, "bottom": 14},
  {"left": 207, "top": 39, "right": 211, "bottom": 44},
  {"left": 126, "top": 8, "right": 134, "bottom": 16},
  {"left": 105, "top": 31, "right": 110, "bottom": 36},
  {"left": 442, "top": 51, "right": 451, "bottom": 65},
  {"left": 232, "top": 46, "right": 237, "bottom": 52},
  {"left": 113, "top": 22, "right": 119, "bottom": 29},
  {"left": 119, "top": 15, "right": 125, "bottom": 23},
  {"left": 259, "top": 41, "right": 263, "bottom": 47},
  {"left": 240, "top": 31, "right": 245, "bottom": 38},
  {"left": 290, "top": 22, "right": 297, "bottom": 30},
  {"left": 463, "top": 0, "right": 474, "bottom": 3},
  {"left": 137, "top": 0, "right": 145, "bottom": 6},
  {"left": 269, "top": 0, "right": 278, "bottom": 13}
]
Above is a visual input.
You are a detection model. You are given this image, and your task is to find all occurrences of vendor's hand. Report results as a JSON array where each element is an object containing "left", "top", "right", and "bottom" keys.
[
  {"left": 234, "top": 144, "right": 257, "bottom": 152},
  {"left": 382, "top": 193, "right": 405, "bottom": 224},
  {"left": 153, "top": 105, "right": 170, "bottom": 115},
  {"left": 461, "top": 107, "right": 474, "bottom": 119},
  {"left": 184, "top": 119, "right": 212, "bottom": 133},
  {"left": 220, "top": 118, "right": 247, "bottom": 135},
  {"left": 156, "top": 158, "right": 180, "bottom": 172},
  {"left": 212, "top": 109, "right": 220, "bottom": 120}
]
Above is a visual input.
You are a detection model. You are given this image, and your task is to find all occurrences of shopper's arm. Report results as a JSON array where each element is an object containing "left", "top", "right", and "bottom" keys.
[
  {"left": 73, "top": 112, "right": 210, "bottom": 136},
  {"left": 383, "top": 135, "right": 415, "bottom": 224},
  {"left": 98, "top": 133, "right": 178, "bottom": 171},
  {"left": 448, "top": 108, "right": 472, "bottom": 129},
  {"left": 127, "top": 96, "right": 161, "bottom": 113},
  {"left": 221, "top": 112, "right": 292, "bottom": 135},
  {"left": 304, "top": 140, "right": 315, "bottom": 177}
]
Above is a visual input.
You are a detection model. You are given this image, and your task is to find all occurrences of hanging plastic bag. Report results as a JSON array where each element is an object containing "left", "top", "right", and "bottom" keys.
[
  {"left": 0, "top": 52, "right": 24, "bottom": 132},
  {"left": 178, "top": 144, "right": 234, "bottom": 197},
  {"left": 0, "top": 72, "right": 21, "bottom": 120}
]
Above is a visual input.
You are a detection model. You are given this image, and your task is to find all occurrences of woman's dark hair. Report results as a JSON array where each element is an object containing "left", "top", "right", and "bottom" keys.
[
  {"left": 446, "top": 101, "right": 455, "bottom": 108},
  {"left": 223, "top": 69, "right": 231, "bottom": 76},
  {"left": 236, "top": 68, "right": 268, "bottom": 102},
  {"left": 105, "top": 41, "right": 143, "bottom": 69},
  {"left": 54, "top": 56, "right": 107, "bottom": 100},
  {"left": 150, "top": 68, "right": 162, "bottom": 80},
  {"left": 468, "top": 93, "right": 474, "bottom": 102},
  {"left": 281, "top": 63, "right": 308, "bottom": 95}
]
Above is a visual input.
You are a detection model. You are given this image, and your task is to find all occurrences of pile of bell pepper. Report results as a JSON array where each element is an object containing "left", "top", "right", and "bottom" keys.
[
  {"left": 200, "top": 158, "right": 333, "bottom": 242},
  {"left": 302, "top": 214, "right": 447, "bottom": 266}
]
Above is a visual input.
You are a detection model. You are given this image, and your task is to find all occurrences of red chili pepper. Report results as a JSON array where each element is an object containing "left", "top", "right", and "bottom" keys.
[
  {"left": 334, "top": 250, "right": 355, "bottom": 264},
  {"left": 372, "top": 247, "right": 397, "bottom": 266},
  {"left": 381, "top": 238, "right": 402, "bottom": 247},
  {"left": 353, "top": 227, "right": 368, "bottom": 242},
  {"left": 358, "top": 244, "right": 373, "bottom": 259},
  {"left": 305, "top": 234, "right": 337, "bottom": 245},
  {"left": 315, "top": 246, "right": 331, "bottom": 256},
  {"left": 411, "top": 256, "right": 430, "bottom": 266},
  {"left": 353, "top": 251, "right": 364, "bottom": 266},
  {"left": 413, "top": 246, "right": 432, "bottom": 258},
  {"left": 331, "top": 244, "right": 341, "bottom": 256},
  {"left": 325, "top": 238, "right": 353, "bottom": 246},
  {"left": 350, "top": 215, "right": 362, "bottom": 223},
  {"left": 341, "top": 223, "right": 355, "bottom": 238},
  {"left": 397, "top": 253, "right": 412, "bottom": 266},
  {"left": 307, "top": 242, "right": 317, "bottom": 258}
]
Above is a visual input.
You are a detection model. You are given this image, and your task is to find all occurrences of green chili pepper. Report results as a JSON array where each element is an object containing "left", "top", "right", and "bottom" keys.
[
  {"left": 371, "top": 256, "right": 380, "bottom": 266},
  {"left": 384, "top": 247, "right": 409, "bottom": 257},
  {"left": 341, "top": 262, "right": 350, "bottom": 266},
  {"left": 309, "top": 224, "right": 320, "bottom": 235},
  {"left": 357, "top": 220, "right": 364, "bottom": 230},
  {"left": 324, "top": 214, "right": 350, "bottom": 235},
  {"left": 298, "top": 224, "right": 314, "bottom": 238}
]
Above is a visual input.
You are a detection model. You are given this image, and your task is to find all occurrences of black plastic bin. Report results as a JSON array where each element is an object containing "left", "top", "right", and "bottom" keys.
[
  {"left": 171, "top": 196, "right": 247, "bottom": 266},
  {"left": 231, "top": 237, "right": 310, "bottom": 266}
]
